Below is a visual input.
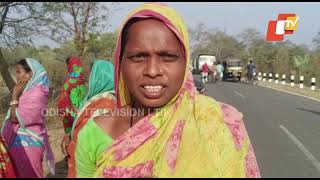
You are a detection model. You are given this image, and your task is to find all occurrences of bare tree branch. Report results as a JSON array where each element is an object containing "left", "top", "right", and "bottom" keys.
[
  {"left": 35, "top": 2, "right": 118, "bottom": 56},
  {"left": 0, "top": 2, "right": 10, "bottom": 7},
  {"left": 81, "top": 3, "right": 93, "bottom": 44},
  {"left": 54, "top": 13, "right": 74, "bottom": 33},
  {"left": 4, "top": 16, "right": 35, "bottom": 23},
  {"left": 0, "top": 3, "right": 10, "bottom": 32}
]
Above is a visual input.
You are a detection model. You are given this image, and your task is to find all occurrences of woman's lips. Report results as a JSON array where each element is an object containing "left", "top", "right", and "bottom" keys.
[{"left": 139, "top": 85, "right": 167, "bottom": 99}]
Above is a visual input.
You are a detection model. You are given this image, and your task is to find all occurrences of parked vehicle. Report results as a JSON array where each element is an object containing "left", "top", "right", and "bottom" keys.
[
  {"left": 224, "top": 59, "right": 242, "bottom": 82},
  {"left": 192, "top": 54, "right": 216, "bottom": 75}
]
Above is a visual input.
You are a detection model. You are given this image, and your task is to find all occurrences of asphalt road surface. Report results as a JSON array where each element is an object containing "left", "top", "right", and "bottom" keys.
[{"left": 205, "top": 81, "right": 320, "bottom": 178}]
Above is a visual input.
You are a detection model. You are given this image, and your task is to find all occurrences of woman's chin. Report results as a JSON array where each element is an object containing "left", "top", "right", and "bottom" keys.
[{"left": 138, "top": 98, "right": 168, "bottom": 109}]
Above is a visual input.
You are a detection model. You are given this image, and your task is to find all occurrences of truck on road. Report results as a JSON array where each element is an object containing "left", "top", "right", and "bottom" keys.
[{"left": 192, "top": 54, "right": 216, "bottom": 75}]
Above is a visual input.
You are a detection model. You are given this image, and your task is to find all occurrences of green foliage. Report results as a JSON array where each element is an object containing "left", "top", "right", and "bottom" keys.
[
  {"left": 84, "top": 31, "right": 117, "bottom": 61},
  {"left": 190, "top": 24, "right": 244, "bottom": 62},
  {"left": 0, "top": 30, "right": 117, "bottom": 99},
  {"left": 39, "top": 2, "right": 119, "bottom": 55}
]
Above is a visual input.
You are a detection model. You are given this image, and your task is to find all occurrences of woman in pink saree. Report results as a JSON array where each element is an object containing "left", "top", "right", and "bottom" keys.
[{"left": 1, "top": 58, "right": 55, "bottom": 178}]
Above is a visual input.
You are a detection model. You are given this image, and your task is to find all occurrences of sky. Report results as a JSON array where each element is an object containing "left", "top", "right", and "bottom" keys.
[{"left": 35, "top": 2, "right": 320, "bottom": 48}]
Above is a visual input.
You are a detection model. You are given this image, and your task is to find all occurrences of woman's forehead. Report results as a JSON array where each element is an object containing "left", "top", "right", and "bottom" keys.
[
  {"left": 125, "top": 18, "right": 171, "bottom": 37},
  {"left": 124, "top": 18, "right": 183, "bottom": 49},
  {"left": 16, "top": 64, "right": 23, "bottom": 69}
]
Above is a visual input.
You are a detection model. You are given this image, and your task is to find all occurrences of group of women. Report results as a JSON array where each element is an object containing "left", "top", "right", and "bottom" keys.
[{"left": 0, "top": 3, "right": 261, "bottom": 178}]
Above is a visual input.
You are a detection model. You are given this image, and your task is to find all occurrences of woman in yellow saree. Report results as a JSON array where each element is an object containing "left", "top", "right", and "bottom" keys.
[{"left": 86, "top": 2, "right": 260, "bottom": 178}]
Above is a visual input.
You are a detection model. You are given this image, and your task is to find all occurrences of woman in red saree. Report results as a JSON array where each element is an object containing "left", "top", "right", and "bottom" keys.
[
  {"left": 0, "top": 136, "right": 15, "bottom": 178},
  {"left": 57, "top": 56, "right": 86, "bottom": 135}
]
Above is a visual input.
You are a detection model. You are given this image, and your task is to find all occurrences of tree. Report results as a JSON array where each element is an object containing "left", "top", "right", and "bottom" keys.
[
  {"left": 40, "top": 2, "right": 118, "bottom": 56},
  {"left": 0, "top": 2, "right": 44, "bottom": 90},
  {"left": 238, "top": 28, "right": 264, "bottom": 62},
  {"left": 188, "top": 23, "right": 212, "bottom": 52},
  {"left": 293, "top": 55, "right": 311, "bottom": 76},
  {"left": 205, "top": 30, "right": 245, "bottom": 62},
  {"left": 190, "top": 25, "right": 244, "bottom": 63},
  {"left": 85, "top": 31, "right": 118, "bottom": 61},
  {"left": 312, "top": 31, "right": 320, "bottom": 50},
  {"left": 238, "top": 28, "right": 263, "bottom": 50}
]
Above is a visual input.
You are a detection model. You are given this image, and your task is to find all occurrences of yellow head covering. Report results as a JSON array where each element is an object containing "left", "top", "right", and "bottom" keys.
[
  {"left": 95, "top": 3, "right": 253, "bottom": 177},
  {"left": 114, "top": 2, "right": 191, "bottom": 108}
]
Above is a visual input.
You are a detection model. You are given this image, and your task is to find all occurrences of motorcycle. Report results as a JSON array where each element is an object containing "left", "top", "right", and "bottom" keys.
[
  {"left": 199, "top": 87, "right": 206, "bottom": 95},
  {"left": 193, "top": 74, "right": 207, "bottom": 95},
  {"left": 196, "top": 85, "right": 206, "bottom": 95}
]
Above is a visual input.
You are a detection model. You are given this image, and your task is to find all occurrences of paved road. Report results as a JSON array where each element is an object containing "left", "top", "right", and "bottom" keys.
[{"left": 205, "top": 81, "right": 320, "bottom": 178}]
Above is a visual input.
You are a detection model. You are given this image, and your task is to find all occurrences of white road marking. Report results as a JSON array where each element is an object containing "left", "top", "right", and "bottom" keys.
[
  {"left": 234, "top": 91, "right": 246, "bottom": 99},
  {"left": 257, "top": 84, "right": 320, "bottom": 103},
  {"left": 280, "top": 124, "right": 320, "bottom": 172}
]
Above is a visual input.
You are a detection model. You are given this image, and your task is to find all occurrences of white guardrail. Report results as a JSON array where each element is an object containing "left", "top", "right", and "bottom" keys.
[{"left": 257, "top": 72, "right": 316, "bottom": 91}]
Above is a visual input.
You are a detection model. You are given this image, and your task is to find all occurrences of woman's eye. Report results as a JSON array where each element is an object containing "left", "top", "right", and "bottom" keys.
[
  {"left": 161, "top": 54, "right": 179, "bottom": 62},
  {"left": 129, "top": 54, "right": 147, "bottom": 62}
]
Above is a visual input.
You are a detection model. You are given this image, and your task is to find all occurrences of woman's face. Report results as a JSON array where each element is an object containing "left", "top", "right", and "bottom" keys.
[
  {"left": 16, "top": 64, "right": 31, "bottom": 82},
  {"left": 121, "top": 19, "right": 186, "bottom": 108}
]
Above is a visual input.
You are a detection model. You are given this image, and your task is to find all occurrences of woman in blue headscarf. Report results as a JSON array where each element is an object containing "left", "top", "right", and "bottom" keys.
[
  {"left": 63, "top": 59, "right": 116, "bottom": 177},
  {"left": 1, "top": 58, "right": 55, "bottom": 178}
]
